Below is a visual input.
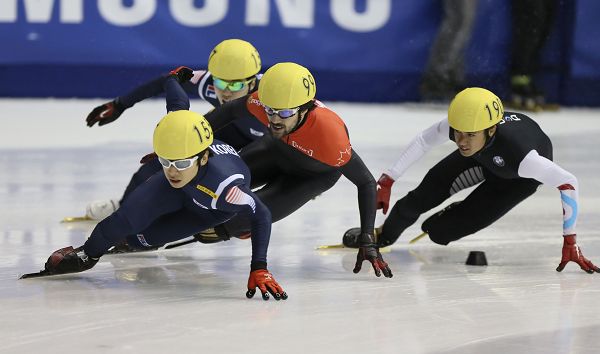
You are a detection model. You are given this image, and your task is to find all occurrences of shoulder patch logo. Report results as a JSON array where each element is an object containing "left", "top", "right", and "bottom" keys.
[
  {"left": 205, "top": 84, "right": 216, "bottom": 99},
  {"left": 249, "top": 96, "right": 265, "bottom": 108},
  {"left": 336, "top": 147, "right": 352, "bottom": 166},
  {"left": 291, "top": 140, "right": 314, "bottom": 157},
  {"left": 196, "top": 184, "right": 217, "bottom": 199},
  {"left": 493, "top": 156, "right": 505, "bottom": 167},
  {"left": 499, "top": 114, "right": 522, "bottom": 125},
  {"left": 136, "top": 234, "right": 151, "bottom": 247},
  {"left": 225, "top": 185, "right": 256, "bottom": 211}
]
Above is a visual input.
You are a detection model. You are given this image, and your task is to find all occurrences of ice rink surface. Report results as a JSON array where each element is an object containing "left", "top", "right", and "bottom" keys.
[{"left": 1, "top": 98, "right": 599, "bottom": 354}]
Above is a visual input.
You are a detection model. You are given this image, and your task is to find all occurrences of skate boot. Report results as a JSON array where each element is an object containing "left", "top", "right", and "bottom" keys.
[
  {"left": 194, "top": 228, "right": 224, "bottom": 244},
  {"left": 44, "top": 246, "right": 98, "bottom": 275},
  {"left": 85, "top": 199, "right": 120, "bottom": 221},
  {"left": 192, "top": 224, "right": 241, "bottom": 244},
  {"left": 342, "top": 226, "right": 382, "bottom": 248}
]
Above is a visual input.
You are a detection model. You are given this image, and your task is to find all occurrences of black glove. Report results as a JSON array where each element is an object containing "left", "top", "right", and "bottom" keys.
[
  {"left": 353, "top": 232, "right": 393, "bottom": 278},
  {"left": 86, "top": 100, "right": 125, "bottom": 127},
  {"left": 169, "top": 66, "right": 194, "bottom": 83}
]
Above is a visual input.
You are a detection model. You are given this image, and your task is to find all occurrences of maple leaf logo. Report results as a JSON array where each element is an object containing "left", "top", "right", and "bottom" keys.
[{"left": 336, "top": 147, "right": 352, "bottom": 166}]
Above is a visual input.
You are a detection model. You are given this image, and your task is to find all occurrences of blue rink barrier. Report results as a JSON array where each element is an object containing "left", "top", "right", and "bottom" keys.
[{"left": 0, "top": 0, "right": 599, "bottom": 106}]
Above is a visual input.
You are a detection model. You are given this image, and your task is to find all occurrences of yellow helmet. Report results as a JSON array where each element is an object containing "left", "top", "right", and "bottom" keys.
[
  {"left": 258, "top": 62, "right": 316, "bottom": 109},
  {"left": 208, "top": 39, "right": 261, "bottom": 80},
  {"left": 448, "top": 87, "right": 504, "bottom": 132},
  {"left": 153, "top": 110, "right": 213, "bottom": 160}
]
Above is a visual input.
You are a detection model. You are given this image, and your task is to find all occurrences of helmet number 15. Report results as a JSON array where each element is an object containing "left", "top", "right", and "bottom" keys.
[{"left": 194, "top": 121, "right": 212, "bottom": 143}]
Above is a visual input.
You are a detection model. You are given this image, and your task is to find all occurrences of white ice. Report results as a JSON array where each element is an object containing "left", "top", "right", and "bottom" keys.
[{"left": 1, "top": 98, "right": 599, "bottom": 354}]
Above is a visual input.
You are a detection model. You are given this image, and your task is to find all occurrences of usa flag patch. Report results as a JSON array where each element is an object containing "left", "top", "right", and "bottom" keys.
[{"left": 225, "top": 186, "right": 256, "bottom": 211}]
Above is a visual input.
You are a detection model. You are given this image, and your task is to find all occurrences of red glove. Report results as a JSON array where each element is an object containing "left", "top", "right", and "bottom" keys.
[
  {"left": 353, "top": 232, "right": 393, "bottom": 278},
  {"left": 556, "top": 235, "right": 599, "bottom": 273},
  {"left": 246, "top": 269, "right": 288, "bottom": 301},
  {"left": 376, "top": 174, "right": 394, "bottom": 214},
  {"left": 169, "top": 66, "right": 194, "bottom": 83}
]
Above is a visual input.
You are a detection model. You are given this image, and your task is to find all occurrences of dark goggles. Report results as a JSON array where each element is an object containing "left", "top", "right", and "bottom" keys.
[
  {"left": 264, "top": 106, "right": 300, "bottom": 119},
  {"left": 213, "top": 77, "right": 252, "bottom": 92}
]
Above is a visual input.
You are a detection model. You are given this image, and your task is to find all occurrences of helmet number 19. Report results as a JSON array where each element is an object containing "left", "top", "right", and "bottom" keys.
[
  {"left": 485, "top": 99, "right": 502, "bottom": 122},
  {"left": 302, "top": 74, "right": 315, "bottom": 97}
]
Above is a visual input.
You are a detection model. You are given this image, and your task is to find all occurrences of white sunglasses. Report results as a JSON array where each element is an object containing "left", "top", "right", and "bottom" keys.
[{"left": 157, "top": 156, "right": 198, "bottom": 171}]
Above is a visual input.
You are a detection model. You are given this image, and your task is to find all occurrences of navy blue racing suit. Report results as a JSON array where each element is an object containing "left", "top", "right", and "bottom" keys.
[
  {"left": 83, "top": 77, "right": 271, "bottom": 269},
  {"left": 115, "top": 69, "right": 267, "bottom": 202}
]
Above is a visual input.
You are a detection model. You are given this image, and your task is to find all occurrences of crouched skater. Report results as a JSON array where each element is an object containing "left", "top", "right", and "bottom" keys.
[{"left": 22, "top": 75, "right": 287, "bottom": 300}]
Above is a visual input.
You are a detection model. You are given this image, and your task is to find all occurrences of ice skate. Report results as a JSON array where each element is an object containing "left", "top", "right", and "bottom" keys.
[
  {"left": 320, "top": 226, "right": 383, "bottom": 249},
  {"left": 20, "top": 246, "right": 98, "bottom": 279}
]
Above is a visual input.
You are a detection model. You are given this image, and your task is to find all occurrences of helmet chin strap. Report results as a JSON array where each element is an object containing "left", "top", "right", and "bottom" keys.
[
  {"left": 288, "top": 100, "right": 316, "bottom": 135},
  {"left": 199, "top": 150, "right": 209, "bottom": 166},
  {"left": 483, "top": 126, "right": 497, "bottom": 146},
  {"left": 290, "top": 110, "right": 307, "bottom": 133}
]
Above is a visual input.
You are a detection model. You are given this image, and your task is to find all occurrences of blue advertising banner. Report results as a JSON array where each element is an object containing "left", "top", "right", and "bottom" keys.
[
  {"left": 1, "top": 1, "right": 432, "bottom": 69},
  {"left": 0, "top": 0, "right": 599, "bottom": 105},
  {"left": 566, "top": 0, "right": 600, "bottom": 105}
]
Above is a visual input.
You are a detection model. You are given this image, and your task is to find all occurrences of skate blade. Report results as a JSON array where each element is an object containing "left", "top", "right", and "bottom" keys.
[
  {"left": 409, "top": 232, "right": 428, "bottom": 244},
  {"left": 19, "top": 270, "right": 52, "bottom": 279},
  {"left": 315, "top": 244, "right": 390, "bottom": 253},
  {"left": 316, "top": 244, "right": 345, "bottom": 249},
  {"left": 60, "top": 216, "right": 94, "bottom": 223},
  {"left": 318, "top": 231, "right": 427, "bottom": 248},
  {"left": 164, "top": 238, "right": 197, "bottom": 249}
]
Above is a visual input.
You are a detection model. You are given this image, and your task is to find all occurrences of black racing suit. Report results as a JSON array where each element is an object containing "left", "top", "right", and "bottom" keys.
[
  {"left": 380, "top": 112, "right": 552, "bottom": 246},
  {"left": 205, "top": 95, "right": 377, "bottom": 238}
]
